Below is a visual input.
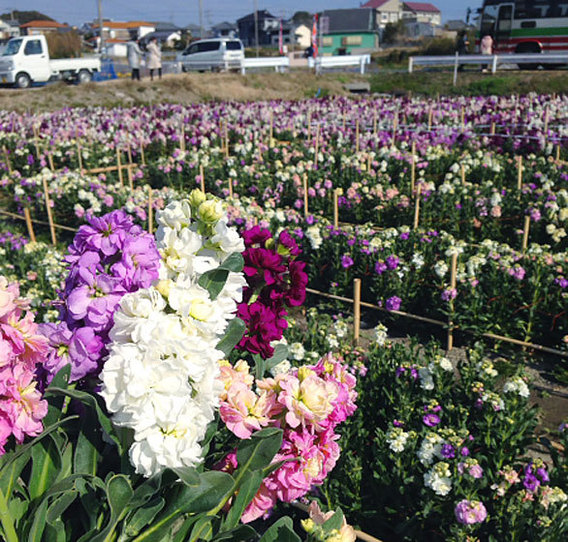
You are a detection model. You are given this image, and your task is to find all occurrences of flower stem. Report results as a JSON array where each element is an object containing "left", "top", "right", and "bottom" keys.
[{"left": 0, "top": 489, "right": 18, "bottom": 542}]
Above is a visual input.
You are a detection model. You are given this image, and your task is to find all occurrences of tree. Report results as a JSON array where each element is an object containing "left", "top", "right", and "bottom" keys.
[
  {"left": 0, "top": 10, "right": 54, "bottom": 24},
  {"left": 382, "top": 20, "right": 407, "bottom": 45},
  {"left": 291, "top": 11, "right": 312, "bottom": 26}
]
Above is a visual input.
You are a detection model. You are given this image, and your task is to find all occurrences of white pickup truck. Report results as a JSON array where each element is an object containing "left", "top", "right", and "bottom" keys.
[{"left": 0, "top": 35, "right": 101, "bottom": 88}]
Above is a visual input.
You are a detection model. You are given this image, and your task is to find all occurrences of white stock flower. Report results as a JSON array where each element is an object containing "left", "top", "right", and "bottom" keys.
[
  {"left": 424, "top": 462, "right": 452, "bottom": 496},
  {"left": 503, "top": 376, "right": 530, "bottom": 398},
  {"left": 289, "top": 342, "right": 306, "bottom": 361}
]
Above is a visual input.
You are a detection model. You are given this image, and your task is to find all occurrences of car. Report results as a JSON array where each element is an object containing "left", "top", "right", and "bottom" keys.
[{"left": 177, "top": 38, "right": 244, "bottom": 72}]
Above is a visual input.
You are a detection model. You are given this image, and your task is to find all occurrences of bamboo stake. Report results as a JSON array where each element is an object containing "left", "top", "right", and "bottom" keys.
[
  {"left": 200, "top": 164, "right": 205, "bottom": 192},
  {"left": 180, "top": 124, "right": 186, "bottom": 153},
  {"left": 333, "top": 188, "right": 339, "bottom": 229},
  {"left": 355, "top": 119, "right": 360, "bottom": 153},
  {"left": 23, "top": 207, "right": 36, "bottom": 243},
  {"left": 373, "top": 111, "right": 377, "bottom": 136},
  {"left": 47, "top": 152, "right": 55, "bottom": 171},
  {"left": 127, "top": 144, "right": 133, "bottom": 165},
  {"left": 116, "top": 148, "right": 124, "bottom": 188},
  {"left": 367, "top": 152, "right": 371, "bottom": 172},
  {"left": 3, "top": 146, "right": 12, "bottom": 174},
  {"left": 447, "top": 252, "right": 458, "bottom": 351},
  {"left": 522, "top": 215, "right": 530, "bottom": 252},
  {"left": 410, "top": 141, "right": 416, "bottom": 193},
  {"left": 303, "top": 172, "right": 309, "bottom": 219},
  {"left": 517, "top": 155, "right": 523, "bottom": 192},
  {"left": 127, "top": 163, "right": 134, "bottom": 191},
  {"left": 490, "top": 122, "right": 496, "bottom": 136},
  {"left": 413, "top": 183, "right": 422, "bottom": 230},
  {"left": 147, "top": 189, "right": 153, "bottom": 234},
  {"left": 307, "top": 110, "right": 312, "bottom": 140},
  {"left": 228, "top": 177, "right": 233, "bottom": 198},
  {"left": 543, "top": 106, "right": 549, "bottom": 140},
  {"left": 353, "top": 278, "right": 361, "bottom": 345},
  {"left": 391, "top": 113, "right": 398, "bottom": 147},
  {"left": 460, "top": 106, "right": 465, "bottom": 131},
  {"left": 314, "top": 124, "right": 320, "bottom": 169},
  {"left": 140, "top": 141, "right": 146, "bottom": 166},
  {"left": 428, "top": 106, "right": 433, "bottom": 131},
  {"left": 42, "top": 177, "right": 57, "bottom": 245},
  {"left": 556, "top": 144, "right": 561, "bottom": 162},
  {"left": 224, "top": 121, "right": 230, "bottom": 158},
  {"left": 76, "top": 141, "right": 84, "bottom": 173},
  {"left": 33, "top": 124, "right": 41, "bottom": 159},
  {"left": 460, "top": 164, "right": 466, "bottom": 185}
]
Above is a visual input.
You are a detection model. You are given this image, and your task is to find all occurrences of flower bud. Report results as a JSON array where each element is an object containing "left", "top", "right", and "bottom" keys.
[
  {"left": 198, "top": 199, "right": 224, "bottom": 224},
  {"left": 188, "top": 189, "right": 206, "bottom": 208}
]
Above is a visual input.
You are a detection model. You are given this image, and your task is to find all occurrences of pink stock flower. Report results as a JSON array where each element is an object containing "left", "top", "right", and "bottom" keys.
[{"left": 454, "top": 499, "right": 487, "bottom": 525}]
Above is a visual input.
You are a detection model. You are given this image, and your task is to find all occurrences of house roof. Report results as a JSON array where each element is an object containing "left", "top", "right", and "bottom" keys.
[
  {"left": 237, "top": 10, "right": 276, "bottom": 24},
  {"left": 320, "top": 8, "right": 376, "bottom": 34},
  {"left": 103, "top": 21, "right": 155, "bottom": 29},
  {"left": 21, "top": 20, "right": 68, "bottom": 28},
  {"left": 153, "top": 21, "right": 181, "bottom": 31},
  {"left": 360, "top": 0, "right": 392, "bottom": 8},
  {"left": 212, "top": 21, "right": 237, "bottom": 30},
  {"left": 403, "top": 2, "right": 441, "bottom": 13}
]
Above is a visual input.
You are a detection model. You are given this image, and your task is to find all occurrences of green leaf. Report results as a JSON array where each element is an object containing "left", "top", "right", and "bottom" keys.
[
  {"left": 27, "top": 497, "right": 49, "bottom": 542},
  {"left": 216, "top": 318, "right": 246, "bottom": 357},
  {"left": 322, "top": 509, "right": 344, "bottom": 532},
  {"left": 46, "top": 491, "right": 78, "bottom": 525},
  {"left": 73, "top": 411, "right": 100, "bottom": 476},
  {"left": 264, "top": 344, "right": 289, "bottom": 372},
  {"left": 29, "top": 436, "right": 62, "bottom": 501},
  {"left": 212, "top": 525, "right": 257, "bottom": 541},
  {"left": 172, "top": 467, "right": 200, "bottom": 487},
  {"left": 258, "top": 517, "right": 300, "bottom": 542},
  {"left": 89, "top": 475, "right": 133, "bottom": 542},
  {"left": 45, "top": 388, "right": 122, "bottom": 454},
  {"left": 124, "top": 497, "right": 165, "bottom": 538},
  {"left": 222, "top": 470, "right": 263, "bottom": 530},
  {"left": 198, "top": 268, "right": 229, "bottom": 300},
  {"left": 219, "top": 253, "right": 244, "bottom": 273},
  {"left": 0, "top": 448, "right": 32, "bottom": 500},
  {"left": 43, "top": 365, "right": 71, "bottom": 426},
  {"left": 253, "top": 354, "right": 266, "bottom": 380},
  {"left": 129, "top": 474, "right": 164, "bottom": 508},
  {"left": 236, "top": 428, "right": 283, "bottom": 477},
  {"left": 180, "top": 471, "right": 235, "bottom": 515},
  {"left": 189, "top": 516, "right": 214, "bottom": 542}
]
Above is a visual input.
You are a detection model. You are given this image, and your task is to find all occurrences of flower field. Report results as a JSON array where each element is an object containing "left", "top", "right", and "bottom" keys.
[{"left": 0, "top": 94, "right": 567, "bottom": 540}]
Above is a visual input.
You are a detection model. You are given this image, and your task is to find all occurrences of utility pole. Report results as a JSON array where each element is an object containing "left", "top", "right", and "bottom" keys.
[
  {"left": 198, "top": 0, "right": 203, "bottom": 40},
  {"left": 253, "top": 0, "right": 260, "bottom": 57},
  {"left": 97, "top": 0, "right": 104, "bottom": 54}
]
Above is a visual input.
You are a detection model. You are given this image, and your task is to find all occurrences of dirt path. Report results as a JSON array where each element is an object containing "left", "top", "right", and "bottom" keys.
[{"left": 0, "top": 72, "right": 364, "bottom": 112}]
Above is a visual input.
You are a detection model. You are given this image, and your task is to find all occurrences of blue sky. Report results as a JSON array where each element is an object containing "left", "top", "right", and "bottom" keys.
[{"left": 6, "top": 1, "right": 482, "bottom": 27}]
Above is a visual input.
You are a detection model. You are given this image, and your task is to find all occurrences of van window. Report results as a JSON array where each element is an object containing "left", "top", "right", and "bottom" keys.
[
  {"left": 226, "top": 41, "right": 242, "bottom": 50},
  {"left": 24, "top": 40, "right": 43, "bottom": 55},
  {"left": 185, "top": 44, "right": 198, "bottom": 55},
  {"left": 197, "top": 41, "right": 221, "bottom": 53}
]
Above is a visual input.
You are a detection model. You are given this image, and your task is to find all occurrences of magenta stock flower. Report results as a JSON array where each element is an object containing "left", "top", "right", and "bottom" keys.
[
  {"left": 454, "top": 500, "right": 487, "bottom": 525},
  {"left": 386, "top": 296, "right": 402, "bottom": 311}
]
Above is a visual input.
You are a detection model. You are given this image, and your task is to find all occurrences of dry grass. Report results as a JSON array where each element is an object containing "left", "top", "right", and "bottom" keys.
[{"left": 0, "top": 72, "right": 364, "bottom": 112}]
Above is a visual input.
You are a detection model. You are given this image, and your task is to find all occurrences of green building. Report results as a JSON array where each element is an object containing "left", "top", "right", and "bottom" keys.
[{"left": 318, "top": 8, "right": 379, "bottom": 56}]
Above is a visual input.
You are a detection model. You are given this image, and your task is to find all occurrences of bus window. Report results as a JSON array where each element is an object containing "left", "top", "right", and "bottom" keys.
[
  {"left": 481, "top": 5, "right": 498, "bottom": 36},
  {"left": 497, "top": 4, "right": 513, "bottom": 38},
  {"left": 515, "top": 0, "right": 553, "bottom": 18}
]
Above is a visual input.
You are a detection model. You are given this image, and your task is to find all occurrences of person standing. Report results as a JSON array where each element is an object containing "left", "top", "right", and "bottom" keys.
[
  {"left": 146, "top": 37, "right": 162, "bottom": 81},
  {"left": 127, "top": 38, "right": 143, "bottom": 81},
  {"left": 480, "top": 34, "right": 493, "bottom": 72},
  {"left": 456, "top": 31, "right": 469, "bottom": 71}
]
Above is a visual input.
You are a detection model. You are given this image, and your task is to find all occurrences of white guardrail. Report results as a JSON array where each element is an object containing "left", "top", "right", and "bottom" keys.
[
  {"left": 409, "top": 53, "right": 568, "bottom": 73},
  {"left": 240, "top": 56, "right": 290, "bottom": 75},
  {"left": 309, "top": 54, "right": 371, "bottom": 74}
]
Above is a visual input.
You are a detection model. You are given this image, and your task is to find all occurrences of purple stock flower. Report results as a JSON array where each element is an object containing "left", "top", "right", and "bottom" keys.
[
  {"left": 386, "top": 296, "right": 401, "bottom": 311},
  {"left": 375, "top": 261, "right": 387, "bottom": 275},
  {"left": 461, "top": 447, "right": 470, "bottom": 457},
  {"left": 423, "top": 413, "right": 441, "bottom": 427},
  {"left": 385, "top": 255, "right": 399, "bottom": 270},
  {"left": 455, "top": 500, "right": 487, "bottom": 525},
  {"left": 441, "top": 288, "right": 457, "bottom": 302},
  {"left": 441, "top": 444, "right": 455, "bottom": 459},
  {"left": 341, "top": 255, "right": 354, "bottom": 269}
]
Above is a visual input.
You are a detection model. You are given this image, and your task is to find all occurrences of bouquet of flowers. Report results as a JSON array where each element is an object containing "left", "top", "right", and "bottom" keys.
[{"left": 0, "top": 190, "right": 356, "bottom": 541}]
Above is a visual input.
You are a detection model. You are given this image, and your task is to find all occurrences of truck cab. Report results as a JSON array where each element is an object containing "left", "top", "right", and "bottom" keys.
[{"left": 0, "top": 35, "right": 101, "bottom": 88}]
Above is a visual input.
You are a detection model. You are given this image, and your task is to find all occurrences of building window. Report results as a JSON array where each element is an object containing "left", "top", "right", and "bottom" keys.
[
  {"left": 342, "top": 35, "right": 362, "bottom": 46},
  {"left": 322, "top": 36, "right": 333, "bottom": 46}
]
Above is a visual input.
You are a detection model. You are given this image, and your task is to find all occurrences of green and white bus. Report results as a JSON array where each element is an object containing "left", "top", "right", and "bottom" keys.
[{"left": 479, "top": 0, "right": 568, "bottom": 54}]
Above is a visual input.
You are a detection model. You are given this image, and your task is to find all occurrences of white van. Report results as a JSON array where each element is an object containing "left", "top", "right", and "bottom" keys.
[{"left": 178, "top": 38, "right": 244, "bottom": 72}]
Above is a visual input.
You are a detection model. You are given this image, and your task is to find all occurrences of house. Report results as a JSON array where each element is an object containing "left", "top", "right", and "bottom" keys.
[
  {"left": 294, "top": 24, "right": 311, "bottom": 49},
  {"left": 141, "top": 23, "right": 182, "bottom": 48},
  {"left": 402, "top": 2, "right": 441, "bottom": 26},
  {"left": 211, "top": 22, "right": 238, "bottom": 39},
  {"left": 184, "top": 24, "right": 209, "bottom": 41},
  {"left": 360, "top": 0, "right": 402, "bottom": 30},
  {"left": 0, "top": 18, "right": 20, "bottom": 40},
  {"left": 237, "top": 10, "right": 279, "bottom": 47},
  {"left": 20, "top": 20, "right": 69, "bottom": 36},
  {"left": 319, "top": 8, "right": 379, "bottom": 56}
]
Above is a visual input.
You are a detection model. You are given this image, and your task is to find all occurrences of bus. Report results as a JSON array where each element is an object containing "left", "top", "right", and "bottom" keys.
[{"left": 479, "top": 1, "right": 568, "bottom": 55}]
